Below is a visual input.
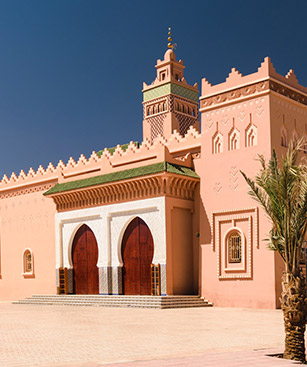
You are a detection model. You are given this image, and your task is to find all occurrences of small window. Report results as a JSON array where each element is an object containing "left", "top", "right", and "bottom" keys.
[
  {"left": 175, "top": 73, "right": 179, "bottom": 80},
  {"left": 25, "top": 253, "right": 32, "bottom": 272},
  {"left": 22, "top": 249, "right": 34, "bottom": 277},
  {"left": 228, "top": 232, "right": 242, "bottom": 263}
]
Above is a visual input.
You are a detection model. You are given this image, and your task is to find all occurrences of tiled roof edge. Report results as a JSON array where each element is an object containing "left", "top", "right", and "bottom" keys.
[{"left": 44, "top": 161, "right": 199, "bottom": 196}]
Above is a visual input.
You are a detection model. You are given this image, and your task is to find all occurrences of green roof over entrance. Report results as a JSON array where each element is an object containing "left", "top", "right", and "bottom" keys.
[{"left": 44, "top": 162, "right": 199, "bottom": 196}]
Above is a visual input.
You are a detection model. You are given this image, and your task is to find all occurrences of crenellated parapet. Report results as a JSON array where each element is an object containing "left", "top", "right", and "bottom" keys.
[
  {"left": 200, "top": 57, "right": 307, "bottom": 112},
  {"left": 0, "top": 126, "right": 201, "bottom": 196}
]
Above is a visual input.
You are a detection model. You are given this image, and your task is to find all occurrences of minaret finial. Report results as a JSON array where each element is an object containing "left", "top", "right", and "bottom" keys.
[{"left": 168, "top": 27, "right": 173, "bottom": 49}]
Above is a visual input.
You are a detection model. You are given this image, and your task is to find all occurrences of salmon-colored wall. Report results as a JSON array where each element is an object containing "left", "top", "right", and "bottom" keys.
[
  {"left": 269, "top": 93, "right": 307, "bottom": 307},
  {"left": 199, "top": 92, "right": 279, "bottom": 308},
  {"left": 0, "top": 188, "right": 56, "bottom": 300},
  {"left": 165, "top": 196, "right": 197, "bottom": 295}
]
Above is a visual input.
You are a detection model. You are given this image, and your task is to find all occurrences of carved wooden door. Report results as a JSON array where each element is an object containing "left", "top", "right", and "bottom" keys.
[
  {"left": 72, "top": 224, "right": 99, "bottom": 294},
  {"left": 122, "top": 217, "right": 154, "bottom": 295}
]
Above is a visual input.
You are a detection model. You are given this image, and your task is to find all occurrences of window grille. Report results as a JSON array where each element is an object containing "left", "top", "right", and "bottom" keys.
[
  {"left": 25, "top": 253, "right": 32, "bottom": 272},
  {"left": 228, "top": 233, "right": 242, "bottom": 263}
]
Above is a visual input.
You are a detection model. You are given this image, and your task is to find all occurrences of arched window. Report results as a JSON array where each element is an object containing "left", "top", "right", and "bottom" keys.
[
  {"left": 228, "top": 232, "right": 242, "bottom": 263},
  {"left": 23, "top": 249, "right": 34, "bottom": 276},
  {"left": 281, "top": 126, "right": 288, "bottom": 147},
  {"left": 228, "top": 128, "right": 240, "bottom": 151},
  {"left": 212, "top": 132, "right": 223, "bottom": 154},
  {"left": 245, "top": 124, "right": 257, "bottom": 147}
]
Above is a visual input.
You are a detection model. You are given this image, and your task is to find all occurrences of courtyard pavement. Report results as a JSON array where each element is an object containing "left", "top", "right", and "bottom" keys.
[{"left": 0, "top": 302, "right": 306, "bottom": 366}]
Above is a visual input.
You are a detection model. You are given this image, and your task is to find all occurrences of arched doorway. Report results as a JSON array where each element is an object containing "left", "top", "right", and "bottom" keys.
[
  {"left": 121, "top": 217, "right": 154, "bottom": 295},
  {"left": 72, "top": 224, "right": 99, "bottom": 294}
]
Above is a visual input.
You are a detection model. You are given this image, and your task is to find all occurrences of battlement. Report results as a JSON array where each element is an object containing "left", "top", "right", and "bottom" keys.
[
  {"left": 0, "top": 126, "right": 201, "bottom": 193},
  {"left": 201, "top": 57, "right": 307, "bottom": 98}
]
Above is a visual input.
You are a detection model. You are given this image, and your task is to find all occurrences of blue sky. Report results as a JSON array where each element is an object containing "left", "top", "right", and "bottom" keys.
[{"left": 0, "top": 0, "right": 306, "bottom": 176}]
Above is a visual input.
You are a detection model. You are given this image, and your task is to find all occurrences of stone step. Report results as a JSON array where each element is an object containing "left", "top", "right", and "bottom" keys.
[{"left": 12, "top": 294, "right": 213, "bottom": 309}]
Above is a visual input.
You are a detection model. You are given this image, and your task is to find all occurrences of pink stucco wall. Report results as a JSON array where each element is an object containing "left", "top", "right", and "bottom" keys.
[{"left": 0, "top": 189, "right": 57, "bottom": 300}]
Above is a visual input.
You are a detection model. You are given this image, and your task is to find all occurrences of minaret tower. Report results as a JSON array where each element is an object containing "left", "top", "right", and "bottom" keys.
[{"left": 142, "top": 28, "right": 199, "bottom": 142}]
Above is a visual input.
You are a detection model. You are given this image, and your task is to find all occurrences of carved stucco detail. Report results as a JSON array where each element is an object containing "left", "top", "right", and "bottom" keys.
[{"left": 201, "top": 80, "right": 307, "bottom": 109}]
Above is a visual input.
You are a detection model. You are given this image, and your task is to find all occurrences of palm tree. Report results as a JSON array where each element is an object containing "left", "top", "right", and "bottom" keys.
[{"left": 241, "top": 139, "right": 307, "bottom": 362}]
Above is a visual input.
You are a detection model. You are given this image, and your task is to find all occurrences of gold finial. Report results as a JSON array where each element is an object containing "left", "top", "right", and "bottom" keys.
[{"left": 168, "top": 27, "right": 173, "bottom": 49}]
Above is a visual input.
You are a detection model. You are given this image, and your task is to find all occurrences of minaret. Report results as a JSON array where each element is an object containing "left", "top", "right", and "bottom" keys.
[{"left": 142, "top": 28, "right": 199, "bottom": 142}]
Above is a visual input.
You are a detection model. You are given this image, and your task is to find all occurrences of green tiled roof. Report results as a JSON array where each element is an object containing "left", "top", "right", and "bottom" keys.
[
  {"left": 44, "top": 162, "right": 199, "bottom": 196},
  {"left": 97, "top": 142, "right": 140, "bottom": 157},
  {"left": 143, "top": 82, "right": 199, "bottom": 102}
]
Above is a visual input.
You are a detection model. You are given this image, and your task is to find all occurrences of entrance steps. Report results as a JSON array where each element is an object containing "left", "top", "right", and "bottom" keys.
[{"left": 12, "top": 294, "right": 213, "bottom": 309}]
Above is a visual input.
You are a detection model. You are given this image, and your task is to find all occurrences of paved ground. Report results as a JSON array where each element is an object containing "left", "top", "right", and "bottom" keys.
[{"left": 0, "top": 302, "right": 306, "bottom": 366}]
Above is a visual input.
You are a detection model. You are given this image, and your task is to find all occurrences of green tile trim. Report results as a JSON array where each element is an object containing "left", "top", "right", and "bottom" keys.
[
  {"left": 44, "top": 162, "right": 199, "bottom": 196},
  {"left": 143, "top": 83, "right": 198, "bottom": 102},
  {"left": 170, "top": 84, "right": 199, "bottom": 102},
  {"left": 97, "top": 142, "right": 140, "bottom": 157}
]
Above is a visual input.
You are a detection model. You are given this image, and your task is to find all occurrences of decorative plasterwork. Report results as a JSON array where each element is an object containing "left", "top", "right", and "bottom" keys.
[
  {"left": 200, "top": 80, "right": 307, "bottom": 111},
  {"left": 201, "top": 81, "right": 269, "bottom": 110},
  {"left": 143, "top": 94, "right": 199, "bottom": 119},
  {"left": 49, "top": 172, "right": 199, "bottom": 212},
  {"left": 0, "top": 183, "right": 54, "bottom": 199},
  {"left": 211, "top": 207, "right": 259, "bottom": 280}
]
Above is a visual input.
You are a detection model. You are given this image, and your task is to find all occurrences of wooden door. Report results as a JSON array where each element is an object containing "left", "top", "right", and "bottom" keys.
[
  {"left": 121, "top": 217, "right": 154, "bottom": 295},
  {"left": 72, "top": 224, "right": 99, "bottom": 294}
]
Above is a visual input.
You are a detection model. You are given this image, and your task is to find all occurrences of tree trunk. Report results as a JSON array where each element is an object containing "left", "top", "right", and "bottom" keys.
[{"left": 281, "top": 271, "right": 307, "bottom": 362}]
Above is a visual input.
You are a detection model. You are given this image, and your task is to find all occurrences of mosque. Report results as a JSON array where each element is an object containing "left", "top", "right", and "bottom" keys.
[{"left": 1, "top": 31, "right": 306, "bottom": 308}]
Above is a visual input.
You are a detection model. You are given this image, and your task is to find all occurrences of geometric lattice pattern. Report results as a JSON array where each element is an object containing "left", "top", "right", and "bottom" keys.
[
  {"left": 148, "top": 113, "right": 166, "bottom": 141},
  {"left": 67, "top": 268, "right": 74, "bottom": 294},
  {"left": 112, "top": 266, "right": 123, "bottom": 295},
  {"left": 175, "top": 113, "right": 197, "bottom": 136},
  {"left": 160, "top": 263, "right": 167, "bottom": 295}
]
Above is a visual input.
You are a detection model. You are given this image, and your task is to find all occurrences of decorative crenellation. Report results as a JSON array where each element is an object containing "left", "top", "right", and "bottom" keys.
[
  {"left": 201, "top": 79, "right": 307, "bottom": 111},
  {"left": 51, "top": 173, "right": 199, "bottom": 212},
  {"left": 0, "top": 126, "right": 201, "bottom": 192}
]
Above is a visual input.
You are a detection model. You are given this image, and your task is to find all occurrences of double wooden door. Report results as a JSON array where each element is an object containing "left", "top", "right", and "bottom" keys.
[
  {"left": 121, "top": 217, "right": 154, "bottom": 295},
  {"left": 72, "top": 224, "right": 99, "bottom": 294}
]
